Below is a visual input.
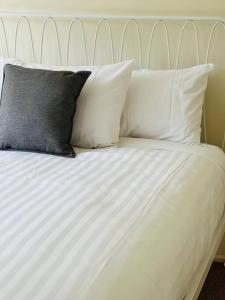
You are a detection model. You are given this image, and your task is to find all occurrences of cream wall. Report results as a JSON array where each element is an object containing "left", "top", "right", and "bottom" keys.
[{"left": 0, "top": 0, "right": 225, "bottom": 17}]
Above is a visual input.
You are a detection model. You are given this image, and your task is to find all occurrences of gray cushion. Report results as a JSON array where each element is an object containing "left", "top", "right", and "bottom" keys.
[{"left": 0, "top": 64, "right": 91, "bottom": 157}]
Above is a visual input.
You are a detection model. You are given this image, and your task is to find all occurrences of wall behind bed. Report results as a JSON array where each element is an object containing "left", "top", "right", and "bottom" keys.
[
  {"left": 0, "top": 0, "right": 225, "bottom": 260},
  {"left": 1, "top": 0, "right": 225, "bottom": 16}
]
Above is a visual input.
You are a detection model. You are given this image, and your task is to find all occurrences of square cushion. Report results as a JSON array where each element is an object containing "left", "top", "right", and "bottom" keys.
[{"left": 0, "top": 64, "right": 90, "bottom": 156}]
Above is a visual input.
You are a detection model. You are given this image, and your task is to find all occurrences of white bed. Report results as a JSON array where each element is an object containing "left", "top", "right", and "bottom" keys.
[
  {"left": 0, "top": 137, "right": 224, "bottom": 300},
  {"left": 0, "top": 14, "right": 225, "bottom": 300}
]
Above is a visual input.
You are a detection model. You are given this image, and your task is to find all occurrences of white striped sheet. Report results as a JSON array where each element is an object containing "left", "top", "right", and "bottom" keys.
[
  {"left": 0, "top": 149, "right": 35, "bottom": 161},
  {"left": 55, "top": 155, "right": 190, "bottom": 300},
  {"left": 1, "top": 143, "right": 223, "bottom": 300},
  {"left": 0, "top": 152, "right": 48, "bottom": 198},
  {"left": 0, "top": 148, "right": 135, "bottom": 217},
  {"left": 0, "top": 149, "right": 139, "bottom": 221},
  {"left": 8, "top": 152, "right": 188, "bottom": 300},
  {"left": 0, "top": 186, "right": 111, "bottom": 294},
  {"left": 0, "top": 153, "right": 106, "bottom": 213},
  {"left": 0, "top": 156, "right": 86, "bottom": 225},
  {"left": 133, "top": 152, "right": 193, "bottom": 199},
  {"left": 0, "top": 150, "right": 144, "bottom": 284},
  {"left": 0, "top": 148, "right": 198, "bottom": 300},
  {"left": 64, "top": 152, "right": 191, "bottom": 299},
  {"left": 0, "top": 181, "right": 81, "bottom": 245},
  {"left": 0, "top": 150, "right": 92, "bottom": 190},
  {"left": 79, "top": 150, "right": 167, "bottom": 189},
  {"left": 0, "top": 149, "right": 152, "bottom": 296},
  {"left": 0, "top": 149, "right": 179, "bottom": 243},
  {"left": 0, "top": 150, "right": 117, "bottom": 184},
  {"left": 0, "top": 152, "right": 68, "bottom": 206},
  {"left": 0, "top": 149, "right": 119, "bottom": 217},
  {"left": 0, "top": 150, "right": 139, "bottom": 252},
  {"left": 0, "top": 150, "right": 53, "bottom": 176},
  {"left": 0, "top": 162, "right": 135, "bottom": 262}
]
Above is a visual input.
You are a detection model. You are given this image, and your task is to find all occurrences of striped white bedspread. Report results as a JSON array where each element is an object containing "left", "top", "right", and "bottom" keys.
[{"left": 0, "top": 139, "right": 225, "bottom": 300}]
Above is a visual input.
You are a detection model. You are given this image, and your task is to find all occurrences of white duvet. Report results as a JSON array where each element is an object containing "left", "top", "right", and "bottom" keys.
[{"left": 0, "top": 138, "right": 225, "bottom": 300}]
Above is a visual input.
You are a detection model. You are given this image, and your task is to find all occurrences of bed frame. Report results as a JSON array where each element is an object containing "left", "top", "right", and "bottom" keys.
[{"left": 0, "top": 13, "right": 224, "bottom": 299}]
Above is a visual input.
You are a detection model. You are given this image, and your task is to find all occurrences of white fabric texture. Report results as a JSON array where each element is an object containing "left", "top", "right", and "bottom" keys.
[
  {"left": 0, "top": 139, "right": 225, "bottom": 300},
  {"left": 21, "top": 60, "right": 135, "bottom": 148},
  {"left": 120, "top": 64, "right": 214, "bottom": 144},
  {"left": 0, "top": 57, "right": 23, "bottom": 88}
]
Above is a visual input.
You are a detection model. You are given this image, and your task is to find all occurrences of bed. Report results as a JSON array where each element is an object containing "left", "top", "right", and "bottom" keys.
[{"left": 0, "top": 14, "right": 225, "bottom": 300}]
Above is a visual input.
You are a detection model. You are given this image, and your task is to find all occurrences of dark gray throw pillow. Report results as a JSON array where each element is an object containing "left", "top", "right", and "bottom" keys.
[{"left": 0, "top": 64, "right": 91, "bottom": 157}]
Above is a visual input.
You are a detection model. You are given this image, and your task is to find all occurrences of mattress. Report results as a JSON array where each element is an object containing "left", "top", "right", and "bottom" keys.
[{"left": 0, "top": 138, "right": 225, "bottom": 300}]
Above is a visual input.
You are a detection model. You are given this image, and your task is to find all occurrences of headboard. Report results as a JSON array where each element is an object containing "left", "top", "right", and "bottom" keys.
[{"left": 0, "top": 13, "right": 224, "bottom": 149}]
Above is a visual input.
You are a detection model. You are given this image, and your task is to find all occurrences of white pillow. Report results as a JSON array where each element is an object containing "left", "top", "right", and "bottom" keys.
[
  {"left": 21, "top": 60, "right": 135, "bottom": 148},
  {"left": 0, "top": 57, "right": 23, "bottom": 88},
  {"left": 120, "top": 64, "right": 214, "bottom": 144}
]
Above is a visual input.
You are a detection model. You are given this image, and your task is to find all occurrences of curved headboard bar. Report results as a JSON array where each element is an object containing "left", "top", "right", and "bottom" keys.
[
  {"left": 175, "top": 20, "right": 200, "bottom": 69},
  {"left": 14, "top": 16, "right": 35, "bottom": 62},
  {"left": 120, "top": 19, "right": 142, "bottom": 68},
  {"left": 206, "top": 21, "right": 225, "bottom": 63},
  {"left": 147, "top": 20, "right": 171, "bottom": 69},
  {"left": 93, "top": 19, "right": 115, "bottom": 65},
  {"left": 0, "top": 17, "right": 9, "bottom": 56},
  {"left": 0, "top": 13, "right": 224, "bottom": 150},
  {"left": 40, "top": 17, "right": 62, "bottom": 65},
  {"left": 66, "top": 18, "right": 88, "bottom": 65}
]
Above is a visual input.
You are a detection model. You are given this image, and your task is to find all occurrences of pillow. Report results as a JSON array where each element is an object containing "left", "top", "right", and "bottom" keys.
[
  {"left": 20, "top": 60, "right": 135, "bottom": 148},
  {"left": 0, "top": 64, "right": 91, "bottom": 157},
  {"left": 0, "top": 57, "right": 23, "bottom": 88},
  {"left": 120, "top": 64, "right": 214, "bottom": 144}
]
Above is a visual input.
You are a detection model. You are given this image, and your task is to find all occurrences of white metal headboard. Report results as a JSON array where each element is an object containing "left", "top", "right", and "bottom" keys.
[{"left": 0, "top": 13, "right": 224, "bottom": 150}]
